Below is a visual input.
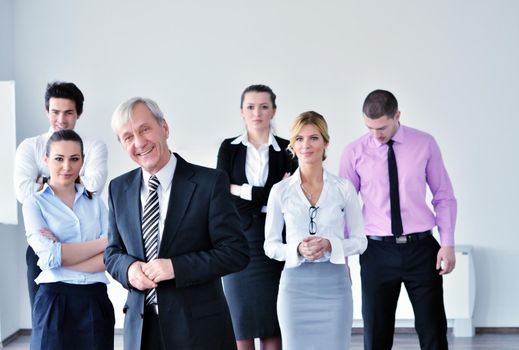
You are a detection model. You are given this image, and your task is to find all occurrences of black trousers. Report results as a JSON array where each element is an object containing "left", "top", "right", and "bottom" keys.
[
  {"left": 360, "top": 235, "right": 448, "bottom": 350},
  {"left": 26, "top": 245, "right": 42, "bottom": 310}
]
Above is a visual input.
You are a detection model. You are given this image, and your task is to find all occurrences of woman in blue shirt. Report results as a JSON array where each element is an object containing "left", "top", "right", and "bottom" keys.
[{"left": 22, "top": 129, "right": 114, "bottom": 350}]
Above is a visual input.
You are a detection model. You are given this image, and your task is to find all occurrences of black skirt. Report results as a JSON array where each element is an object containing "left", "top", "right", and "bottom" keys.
[
  {"left": 223, "top": 214, "right": 284, "bottom": 340},
  {"left": 31, "top": 282, "right": 115, "bottom": 350}
]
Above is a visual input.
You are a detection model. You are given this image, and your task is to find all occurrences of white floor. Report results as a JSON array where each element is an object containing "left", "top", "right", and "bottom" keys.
[{"left": 3, "top": 332, "right": 519, "bottom": 350}]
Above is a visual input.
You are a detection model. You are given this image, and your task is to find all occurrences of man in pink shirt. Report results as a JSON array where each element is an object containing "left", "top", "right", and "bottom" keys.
[{"left": 340, "top": 90, "right": 457, "bottom": 350}]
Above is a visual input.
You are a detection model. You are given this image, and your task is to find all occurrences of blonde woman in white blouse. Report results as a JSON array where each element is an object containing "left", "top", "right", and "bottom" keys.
[{"left": 264, "top": 111, "right": 367, "bottom": 350}]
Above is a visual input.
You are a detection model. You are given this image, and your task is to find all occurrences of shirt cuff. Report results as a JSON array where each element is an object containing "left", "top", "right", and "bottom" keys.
[
  {"left": 285, "top": 241, "right": 304, "bottom": 268},
  {"left": 439, "top": 231, "right": 455, "bottom": 247},
  {"left": 36, "top": 240, "right": 62, "bottom": 270},
  {"left": 240, "top": 183, "right": 253, "bottom": 201}
]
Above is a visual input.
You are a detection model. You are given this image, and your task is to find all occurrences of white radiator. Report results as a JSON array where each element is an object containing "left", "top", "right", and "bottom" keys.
[{"left": 350, "top": 245, "right": 475, "bottom": 337}]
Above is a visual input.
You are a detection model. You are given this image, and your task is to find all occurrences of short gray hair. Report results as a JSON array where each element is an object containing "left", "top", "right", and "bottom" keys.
[{"left": 111, "top": 97, "right": 165, "bottom": 137}]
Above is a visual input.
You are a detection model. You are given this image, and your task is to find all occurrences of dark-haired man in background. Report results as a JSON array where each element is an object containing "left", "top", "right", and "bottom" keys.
[
  {"left": 340, "top": 89, "right": 457, "bottom": 350},
  {"left": 14, "top": 81, "right": 108, "bottom": 311}
]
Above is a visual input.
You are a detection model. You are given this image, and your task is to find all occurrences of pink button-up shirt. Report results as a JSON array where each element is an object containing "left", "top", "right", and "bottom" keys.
[{"left": 339, "top": 124, "right": 457, "bottom": 246}]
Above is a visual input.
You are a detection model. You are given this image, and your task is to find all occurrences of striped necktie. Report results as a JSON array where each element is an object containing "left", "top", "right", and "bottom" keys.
[{"left": 142, "top": 175, "right": 160, "bottom": 305}]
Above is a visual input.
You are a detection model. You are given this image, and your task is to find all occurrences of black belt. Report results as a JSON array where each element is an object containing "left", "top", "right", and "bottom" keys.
[
  {"left": 367, "top": 230, "right": 432, "bottom": 244},
  {"left": 145, "top": 304, "right": 159, "bottom": 315}
]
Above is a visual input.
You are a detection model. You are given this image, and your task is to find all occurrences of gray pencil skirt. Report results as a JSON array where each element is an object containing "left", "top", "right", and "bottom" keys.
[{"left": 277, "top": 262, "right": 353, "bottom": 350}]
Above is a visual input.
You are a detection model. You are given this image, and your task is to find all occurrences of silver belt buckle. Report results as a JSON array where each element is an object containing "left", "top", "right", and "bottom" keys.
[{"left": 395, "top": 235, "right": 407, "bottom": 244}]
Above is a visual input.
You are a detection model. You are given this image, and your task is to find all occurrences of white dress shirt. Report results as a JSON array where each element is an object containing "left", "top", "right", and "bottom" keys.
[
  {"left": 264, "top": 168, "right": 367, "bottom": 268},
  {"left": 140, "top": 154, "right": 177, "bottom": 246},
  {"left": 231, "top": 130, "right": 281, "bottom": 211},
  {"left": 14, "top": 128, "right": 108, "bottom": 203}
]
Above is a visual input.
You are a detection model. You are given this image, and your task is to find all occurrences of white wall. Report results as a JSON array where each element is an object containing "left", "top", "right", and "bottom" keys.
[
  {"left": 0, "top": 0, "right": 27, "bottom": 343},
  {"left": 0, "top": 0, "right": 13, "bottom": 79},
  {"left": 2, "top": 0, "right": 518, "bottom": 337},
  {"left": 0, "top": 81, "right": 18, "bottom": 225}
]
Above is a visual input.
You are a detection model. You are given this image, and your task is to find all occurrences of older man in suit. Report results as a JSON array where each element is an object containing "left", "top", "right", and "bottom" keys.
[{"left": 104, "top": 97, "right": 249, "bottom": 350}]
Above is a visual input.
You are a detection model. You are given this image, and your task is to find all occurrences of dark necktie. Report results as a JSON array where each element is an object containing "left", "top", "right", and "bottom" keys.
[
  {"left": 142, "top": 175, "right": 160, "bottom": 305},
  {"left": 387, "top": 140, "right": 403, "bottom": 236}
]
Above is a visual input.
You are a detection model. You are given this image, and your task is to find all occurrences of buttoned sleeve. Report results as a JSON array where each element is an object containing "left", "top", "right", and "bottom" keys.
[
  {"left": 81, "top": 139, "right": 108, "bottom": 194},
  {"left": 264, "top": 181, "right": 303, "bottom": 267},
  {"left": 22, "top": 195, "right": 62, "bottom": 270},
  {"left": 216, "top": 139, "right": 253, "bottom": 201},
  {"left": 339, "top": 144, "right": 361, "bottom": 192},
  {"left": 338, "top": 179, "right": 367, "bottom": 260},
  {"left": 96, "top": 196, "right": 108, "bottom": 238},
  {"left": 264, "top": 183, "right": 286, "bottom": 261},
  {"left": 426, "top": 137, "right": 457, "bottom": 246},
  {"left": 103, "top": 180, "right": 138, "bottom": 290},
  {"left": 14, "top": 139, "right": 41, "bottom": 204}
]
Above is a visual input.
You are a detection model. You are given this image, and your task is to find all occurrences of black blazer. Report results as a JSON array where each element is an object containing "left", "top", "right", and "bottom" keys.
[
  {"left": 104, "top": 154, "right": 249, "bottom": 350},
  {"left": 217, "top": 135, "right": 297, "bottom": 220}
]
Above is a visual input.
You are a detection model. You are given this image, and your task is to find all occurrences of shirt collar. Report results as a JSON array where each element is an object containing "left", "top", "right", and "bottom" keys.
[
  {"left": 288, "top": 167, "right": 330, "bottom": 186},
  {"left": 392, "top": 124, "right": 405, "bottom": 144},
  {"left": 142, "top": 153, "right": 177, "bottom": 191},
  {"left": 230, "top": 130, "right": 281, "bottom": 151},
  {"left": 371, "top": 123, "right": 405, "bottom": 147},
  {"left": 40, "top": 182, "right": 90, "bottom": 200}
]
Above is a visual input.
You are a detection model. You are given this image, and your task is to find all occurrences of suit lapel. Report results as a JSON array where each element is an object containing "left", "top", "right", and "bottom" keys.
[
  {"left": 234, "top": 143, "right": 247, "bottom": 183},
  {"left": 159, "top": 154, "right": 196, "bottom": 256},
  {"left": 266, "top": 144, "right": 283, "bottom": 187},
  {"left": 123, "top": 169, "right": 146, "bottom": 260}
]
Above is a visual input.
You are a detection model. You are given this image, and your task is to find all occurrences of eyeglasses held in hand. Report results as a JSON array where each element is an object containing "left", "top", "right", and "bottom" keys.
[{"left": 309, "top": 206, "right": 319, "bottom": 235}]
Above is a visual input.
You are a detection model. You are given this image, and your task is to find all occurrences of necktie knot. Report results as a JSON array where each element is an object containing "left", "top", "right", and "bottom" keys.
[
  {"left": 148, "top": 175, "right": 160, "bottom": 191},
  {"left": 387, "top": 139, "right": 394, "bottom": 147}
]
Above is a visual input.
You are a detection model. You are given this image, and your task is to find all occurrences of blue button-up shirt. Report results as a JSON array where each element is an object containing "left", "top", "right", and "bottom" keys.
[{"left": 22, "top": 183, "right": 109, "bottom": 285}]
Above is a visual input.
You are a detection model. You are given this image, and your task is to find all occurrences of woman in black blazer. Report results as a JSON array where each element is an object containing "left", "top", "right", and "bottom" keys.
[{"left": 217, "top": 85, "right": 297, "bottom": 350}]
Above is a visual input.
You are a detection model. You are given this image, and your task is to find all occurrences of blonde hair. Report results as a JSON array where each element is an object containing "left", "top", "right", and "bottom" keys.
[{"left": 288, "top": 111, "right": 330, "bottom": 160}]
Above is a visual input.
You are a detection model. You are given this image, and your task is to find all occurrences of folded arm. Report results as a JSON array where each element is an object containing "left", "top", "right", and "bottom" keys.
[
  {"left": 61, "top": 236, "right": 107, "bottom": 266},
  {"left": 81, "top": 139, "right": 108, "bottom": 194},
  {"left": 68, "top": 252, "right": 105, "bottom": 273},
  {"left": 15, "top": 139, "right": 42, "bottom": 203}
]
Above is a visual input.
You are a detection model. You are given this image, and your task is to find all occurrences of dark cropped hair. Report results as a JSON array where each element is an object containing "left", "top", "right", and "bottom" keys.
[
  {"left": 363, "top": 89, "right": 398, "bottom": 119},
  {"left": 45, "top": 129, "right": 92, "bottom": 198},
  {"left": 45, "top": 81, "right": 85, "bottom": 116},
  {"left": 240, "top": 84, "right": 277, "bottom": 109}
]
